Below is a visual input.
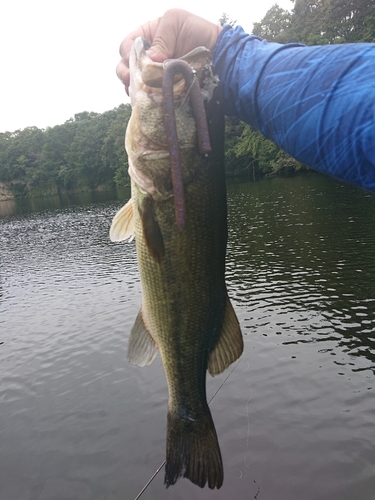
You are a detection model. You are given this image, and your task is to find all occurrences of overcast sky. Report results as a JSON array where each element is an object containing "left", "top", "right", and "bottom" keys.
[{"left": 1, "top": 0, "right": 294, "bottom": 133}]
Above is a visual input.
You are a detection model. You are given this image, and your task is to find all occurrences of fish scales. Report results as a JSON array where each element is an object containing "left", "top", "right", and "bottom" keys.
[{"left": 110, "top": 37, "right": 243, "bottom": 489}]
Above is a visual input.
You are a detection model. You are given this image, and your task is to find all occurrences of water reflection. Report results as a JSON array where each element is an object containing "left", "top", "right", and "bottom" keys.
[
  {"left": 0, "top": 187, "right": 130, "bottom": 219},
  {"left": 226, "top": 174, "right": 375, "bottom": 373}
]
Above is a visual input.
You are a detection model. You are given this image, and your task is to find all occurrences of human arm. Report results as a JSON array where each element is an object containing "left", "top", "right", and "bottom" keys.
[{"left": 213, "top": 26, "right": 375, "bottom": 192}]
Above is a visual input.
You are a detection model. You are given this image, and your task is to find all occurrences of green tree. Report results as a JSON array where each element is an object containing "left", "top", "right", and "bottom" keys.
[
  {"left": 218, "top": 13, "right": 237, "bottom": 27},
  {"left": 253, "top": 0, "right": 375, "bottom": 44},
  {"left": 42, "top": 121, "right": 78, "bottom": 188},
  {"left": 233, "top": 125, "right": 304, "bottom": 177},
  {"left": 101, "top": 104, "right": 131, "bottom": 187},
  {"left": 361, "top": 10, "right": 375, "bottom": 41},
  {"left": 0, "top": 105, "right": 132, "bottom": 196},
  {"left": 252, "top": 5, "right": 293, "bottom": 43},
  {"left": 0, "top": 127, "right": 44, "bottom": 183}
]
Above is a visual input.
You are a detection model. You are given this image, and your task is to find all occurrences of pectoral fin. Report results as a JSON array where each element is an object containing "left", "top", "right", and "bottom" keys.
[
  {"left": 127, "top": 309, "right": 159, "bottom": 366},
  {"left": 109, "top": 198, "right": 135, "bottom": 242},
  {"left": 208, "top": 298, "right": 243, "bottom": 376},
  {"left": 140, "top": 197, "right": 165, "bottom": 263}
]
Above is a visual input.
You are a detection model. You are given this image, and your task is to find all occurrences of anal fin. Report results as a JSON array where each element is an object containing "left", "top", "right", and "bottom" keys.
[
  {"left": 128, "top": 309, "right": 158, "bottom": 366},
  {"left": 208, "top": 298, "right": 243, "bottom": 376}
]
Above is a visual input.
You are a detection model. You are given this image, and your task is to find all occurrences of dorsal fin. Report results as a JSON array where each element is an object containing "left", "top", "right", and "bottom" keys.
[
  {"left": 109, "top": 198, "right": 135, "bottom": 242},
  {"left": 208, "top": 298, "right": 243, "bottom": 376}
]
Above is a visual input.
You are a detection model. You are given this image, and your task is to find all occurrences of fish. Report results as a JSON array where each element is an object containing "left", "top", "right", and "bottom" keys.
[{"left": 110, "top": 37, "right": 243, "bottom": 489}]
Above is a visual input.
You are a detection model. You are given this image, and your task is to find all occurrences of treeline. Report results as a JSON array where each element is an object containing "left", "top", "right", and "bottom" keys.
[
  {"left": 252, "top": 0, "right": 375, "bottom": 44},
  {"left": 0, "top": 106, "right": 131, "bottom": 198},
  {"left": 1, "top": 0, "right": 373, "bottom": 198}
]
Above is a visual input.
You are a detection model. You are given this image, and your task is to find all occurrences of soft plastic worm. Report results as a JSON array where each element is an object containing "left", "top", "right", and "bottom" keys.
[{"left": 162, "top": 60, "right": 212, "bottom": 231}]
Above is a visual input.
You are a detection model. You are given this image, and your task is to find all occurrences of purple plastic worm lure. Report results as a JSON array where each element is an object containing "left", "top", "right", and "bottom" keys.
[{"left": 162, "top": 60, "right": 212, "bottom": 231}]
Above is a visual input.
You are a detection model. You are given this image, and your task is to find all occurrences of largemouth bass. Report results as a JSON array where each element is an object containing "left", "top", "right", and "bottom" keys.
[{"left": 110, "top": 37, "right": 243, "bottom": 489}]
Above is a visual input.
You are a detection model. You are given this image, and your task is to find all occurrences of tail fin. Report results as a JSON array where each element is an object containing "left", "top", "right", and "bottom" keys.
[{"left": 164, "top": 408, "right": 223, "bottom": 489}]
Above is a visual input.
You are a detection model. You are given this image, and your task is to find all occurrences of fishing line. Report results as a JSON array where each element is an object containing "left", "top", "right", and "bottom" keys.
[
  {"left": 133, "top": 461, "right": 166, "bottom": 500},
  {"left": 132, "top": 357, "right": 243, "bottom": 499},
  {"left": 180, "top": 70, "right": 197, "bottom": 109},
  {"left": 208, "top": 357, "right": 242, "bottom": 404},
  {"left": 243, "top": 358, "right": 253, "bottom": 469}
]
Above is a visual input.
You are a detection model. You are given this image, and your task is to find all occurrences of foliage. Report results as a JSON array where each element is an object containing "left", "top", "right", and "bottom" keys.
[
  {"left": 252, "top": 5, "right": 293, "bottom": 44},
  {"left": 226, "top": 123, "right": 305, "bottom": 178},
  {"left": 218, "top": 13, "right": 237, "bottom": 27},
  {"left": 252, "top": 0, "right": 375, "bottom": 44},
  {"left": 0, "top": 105, "right": 131, "bottom": 197}
]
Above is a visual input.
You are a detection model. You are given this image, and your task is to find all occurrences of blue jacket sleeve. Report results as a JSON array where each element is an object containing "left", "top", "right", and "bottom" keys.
[{"left": 212, "top": 25, "right": 375, "bottom": 192}]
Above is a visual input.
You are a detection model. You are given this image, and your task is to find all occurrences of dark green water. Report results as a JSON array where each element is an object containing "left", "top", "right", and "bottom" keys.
[{"left": 1, "top": 174, "right": 375, "bottom": 500}]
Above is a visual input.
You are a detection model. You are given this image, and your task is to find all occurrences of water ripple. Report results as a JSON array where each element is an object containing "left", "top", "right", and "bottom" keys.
[
  {"left": 226, "top": 176, "right": 375, "bottom": 372},
  {"left": 1, "top": 178, "right": 375, "bottom": 499}
]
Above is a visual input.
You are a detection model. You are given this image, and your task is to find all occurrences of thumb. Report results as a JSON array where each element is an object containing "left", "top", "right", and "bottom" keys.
[
  {"left": 146, "top": 45, "right": 168, "bottom": 63},
  {"left": 147, "top": 33, "right": 176, "bottom": 63}
]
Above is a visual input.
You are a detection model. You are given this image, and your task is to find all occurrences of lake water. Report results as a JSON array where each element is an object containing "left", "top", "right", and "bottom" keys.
[{"left": 1, "top": 174, "right": 375, "bottom": 500}]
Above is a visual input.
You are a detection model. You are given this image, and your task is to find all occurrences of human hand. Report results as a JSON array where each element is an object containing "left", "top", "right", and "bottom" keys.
[{"left": 116, "top": 8, "right": 222, "bottom": 94}]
